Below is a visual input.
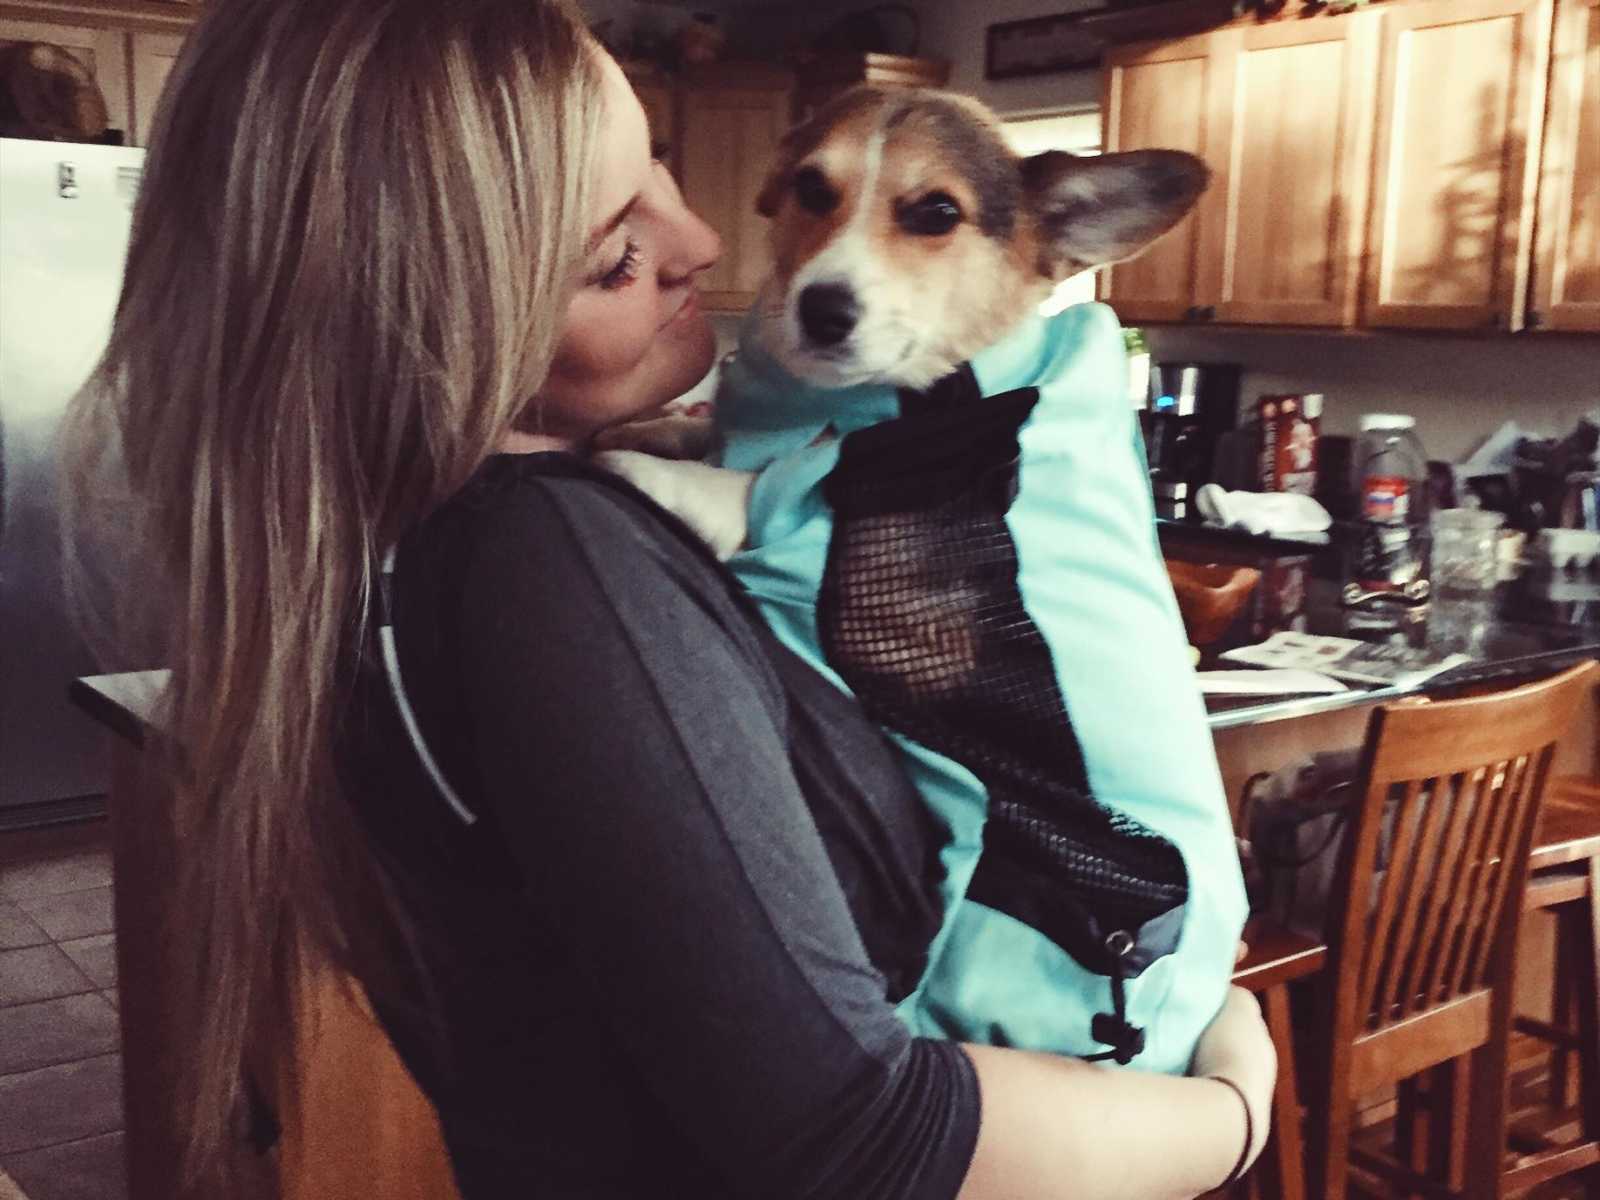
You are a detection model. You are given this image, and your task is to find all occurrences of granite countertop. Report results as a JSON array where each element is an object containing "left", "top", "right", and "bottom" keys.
[{"left": 1197, "top": 545, "right": 1600, "bottom": 730}]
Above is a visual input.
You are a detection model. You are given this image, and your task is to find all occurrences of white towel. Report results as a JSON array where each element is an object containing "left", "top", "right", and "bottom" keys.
[{"left": 1195, "top": 483, "right": 1332, "bottom": 536}]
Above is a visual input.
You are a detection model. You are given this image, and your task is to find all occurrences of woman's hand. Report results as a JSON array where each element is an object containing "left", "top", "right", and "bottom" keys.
[{"left": 1189, "top": 985, "right": 1277, "bottom": 1175}]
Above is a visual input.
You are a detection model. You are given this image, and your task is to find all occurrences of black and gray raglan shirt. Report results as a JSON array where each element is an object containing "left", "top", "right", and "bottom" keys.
[{"left": 335, "top": 452, "right": 981, "bottom": 1199}]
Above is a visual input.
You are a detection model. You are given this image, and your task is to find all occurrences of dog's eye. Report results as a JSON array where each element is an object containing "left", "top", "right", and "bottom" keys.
[
  {"left": 792, "top": 166, "right": 839, "bottom": 216},
  {"left": 898, "top": 192, "right": 963, "bottom": 237}
]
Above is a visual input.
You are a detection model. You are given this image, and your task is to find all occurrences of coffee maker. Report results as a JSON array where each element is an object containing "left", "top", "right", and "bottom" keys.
[{"left": 1140, "top": 361, "right": 1242, "bottom": 520}]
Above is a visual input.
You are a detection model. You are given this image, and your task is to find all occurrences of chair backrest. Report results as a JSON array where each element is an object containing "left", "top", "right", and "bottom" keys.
[
  {"left": 276, "top": 971, "right": 462, "bottom": 1200},
  {"left": 1324, "top": 662, "right": 1598, "bottom": 1045}
]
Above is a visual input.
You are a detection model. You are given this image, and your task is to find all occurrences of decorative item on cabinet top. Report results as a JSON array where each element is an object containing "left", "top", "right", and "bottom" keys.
[
  {"left": 0, "top": 40, "right": 108, "bottom": 140},
  {"left": 986, "top": 0, "right": 1238, "bottom": 81}
]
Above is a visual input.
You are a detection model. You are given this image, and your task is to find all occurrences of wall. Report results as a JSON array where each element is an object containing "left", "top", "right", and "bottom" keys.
[
  {"left": 916, "top": 0, "right": 1102, "bottom": 114},
  {"left": 1143, "top": 327, "right": 1598, "bottom": 463}
]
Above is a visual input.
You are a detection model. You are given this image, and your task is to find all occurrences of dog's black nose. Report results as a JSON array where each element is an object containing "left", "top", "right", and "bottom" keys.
[{"left": 798, "top": 283, "right": 859, "bottom": 346}]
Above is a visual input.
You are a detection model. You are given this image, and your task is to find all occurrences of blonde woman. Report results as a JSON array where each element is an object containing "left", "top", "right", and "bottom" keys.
[{"left": 63, "top": 0, "right": 1275, "bottom": 1196}]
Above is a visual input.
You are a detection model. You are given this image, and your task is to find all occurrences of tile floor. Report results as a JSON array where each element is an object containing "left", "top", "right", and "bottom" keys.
[{"left": 0, "top": 820, "right": 125, "bottom": 1200}]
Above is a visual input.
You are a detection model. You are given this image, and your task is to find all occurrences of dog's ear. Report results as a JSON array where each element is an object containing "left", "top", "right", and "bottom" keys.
[{"left": 1021, "top": 149, "right": 1209, "bottom": 279}]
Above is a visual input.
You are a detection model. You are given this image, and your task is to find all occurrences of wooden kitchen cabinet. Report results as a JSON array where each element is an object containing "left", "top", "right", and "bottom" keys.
[
  {"left": 128, "top": 28, "right": 182, "bottom": 147},
  {"left": 623, "top": 60, "right": 673, "bottom": 160},
  {"left": 1198, "top": 12, "right": 1380, "bottom": 326},
  {"left": 1362, "top": 0, "right": 1555, "bottom": 332},
  {"left": 1103, "top": 13, "right": 1380, "bottom": 328},
  {"left": 675, "top": 64, "right": 792, "bottom": 312},
  {"left": 1531, "top": 0, "right": 1600, "bottom": 331},
  {"left": 1100, "top": 34, "right": 1216, "bottom": 323}
]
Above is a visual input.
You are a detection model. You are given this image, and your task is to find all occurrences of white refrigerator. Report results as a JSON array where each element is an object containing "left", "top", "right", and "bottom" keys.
[{"left": 0, "top": 137, "right": 144, "bottom": 823}]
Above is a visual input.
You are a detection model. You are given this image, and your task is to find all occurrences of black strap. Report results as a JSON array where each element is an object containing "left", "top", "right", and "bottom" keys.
[{"left": 1083, "top": 949, "right": 1146, "bottom": 1066}]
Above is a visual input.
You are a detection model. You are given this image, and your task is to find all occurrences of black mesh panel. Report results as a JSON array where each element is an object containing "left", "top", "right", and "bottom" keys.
[{"left": 817, "top": 382, "right": 1188, "bottom": 978}]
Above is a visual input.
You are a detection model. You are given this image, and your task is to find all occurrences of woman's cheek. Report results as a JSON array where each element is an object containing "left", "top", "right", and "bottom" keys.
[{"left": 550, "top": 295, "right": 655, "bottom": 383}]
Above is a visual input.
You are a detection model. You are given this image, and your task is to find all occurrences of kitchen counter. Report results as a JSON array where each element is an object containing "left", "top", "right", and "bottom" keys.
[{"left": 1203, "top": 575, "right": 1600, "bottom": 729}]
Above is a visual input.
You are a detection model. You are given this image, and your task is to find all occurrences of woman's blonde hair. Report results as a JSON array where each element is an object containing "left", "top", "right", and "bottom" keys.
[{"left": 61, "top": 0, "right": 602, "bottom": 1183}]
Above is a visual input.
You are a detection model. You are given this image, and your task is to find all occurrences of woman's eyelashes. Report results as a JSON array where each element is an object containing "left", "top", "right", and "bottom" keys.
[{"left": 592, "top": 238, "right": 643, "bottom": 291}]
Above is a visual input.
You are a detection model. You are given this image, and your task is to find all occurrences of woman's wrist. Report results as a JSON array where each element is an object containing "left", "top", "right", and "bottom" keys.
[{"left": 1203, "top": 1074, "right": 1260, "bottom": 1189}]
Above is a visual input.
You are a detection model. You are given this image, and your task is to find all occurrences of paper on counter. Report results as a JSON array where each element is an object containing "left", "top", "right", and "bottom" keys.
[{"left": 1197, "top": 669, "right": 1348, "bottom": 696}]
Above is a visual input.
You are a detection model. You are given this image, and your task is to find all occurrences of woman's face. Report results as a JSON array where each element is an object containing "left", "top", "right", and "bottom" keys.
[{"left": 535, "top": 54, "right": 722, "bottom": 444}]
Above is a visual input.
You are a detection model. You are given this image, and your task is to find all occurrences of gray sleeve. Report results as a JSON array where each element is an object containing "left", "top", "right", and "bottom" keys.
[{"left": 444, "top": 477, "right": 981, "bottom": 1200}]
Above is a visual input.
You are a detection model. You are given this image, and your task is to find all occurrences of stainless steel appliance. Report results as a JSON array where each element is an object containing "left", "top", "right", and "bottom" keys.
[
  {"left": 0, "top": 137, "right": 143, "bottom": 824},
  {"left": 1140, "top": 360, "right": 1242, "bottom": 520}
]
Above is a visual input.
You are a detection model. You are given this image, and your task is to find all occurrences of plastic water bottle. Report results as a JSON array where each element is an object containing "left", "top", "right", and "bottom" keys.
[{"left": 1353, "top": 413, "right": 1429, "bottom": 593}]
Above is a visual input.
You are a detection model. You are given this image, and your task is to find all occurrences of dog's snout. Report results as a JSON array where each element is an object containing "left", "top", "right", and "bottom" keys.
[{"left": 798, "top": 283, "right": 859, "bottom": 347}]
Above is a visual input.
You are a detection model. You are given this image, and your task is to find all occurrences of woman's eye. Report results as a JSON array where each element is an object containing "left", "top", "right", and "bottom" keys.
[
  {"left": 596, "top": 239, "right": 642, "bottom": 291},
  {"left": 897, "top": 192, "right": 963, "bottom": 237},
  {"left": 792, "top": 166, "right": 838, "bottom": 216}
]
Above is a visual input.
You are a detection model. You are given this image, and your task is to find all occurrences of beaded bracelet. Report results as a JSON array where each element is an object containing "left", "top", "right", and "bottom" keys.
[{"left": 1211, "top": 1075, "right": 1254, "bottom": 1191}]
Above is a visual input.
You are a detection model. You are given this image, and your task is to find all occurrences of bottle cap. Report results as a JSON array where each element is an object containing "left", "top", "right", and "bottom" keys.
[{"left": 1360, "top": 413, "right": 1415, "bottom": 432}]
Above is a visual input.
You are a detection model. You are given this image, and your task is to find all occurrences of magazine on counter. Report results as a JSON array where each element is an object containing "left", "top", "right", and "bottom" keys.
[{"left": 1219, "top": 630, "right": 1470, "bottom": 688}]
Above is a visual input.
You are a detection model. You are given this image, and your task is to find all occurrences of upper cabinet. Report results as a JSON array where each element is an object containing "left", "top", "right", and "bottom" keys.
[
  {"left": 1532, "top": 0, "right": 1600, "bottom": 330},
  {"left": 129, "top": 30, "right": 184, "bottom": 147},
  {"left": 1102, "top": 13, "right": 1379, "bottom": 327},
  {"left": 1102, "top": 0, "right": 1595, "bottom": 336},
  {"left": 622, "top": 61, "right": 674, "bottom": 159},
  {"left": 676, "top": 65, "right": 792, "bottom": 312},
  {"left": 1363, "top": 0, "right": 1552, "bottom": 332},
  {"left": 1199, "top": 13, "right": 1379, "bottom": 327},
  {"left": 1101, "top": 34, "right": 1215, "bottom": 323}
]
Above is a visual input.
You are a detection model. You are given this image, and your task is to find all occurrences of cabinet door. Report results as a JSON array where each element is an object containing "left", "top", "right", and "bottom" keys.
[
  {"left": 0, "top": 17, "right": 129, "bottom": 138},
  {"left": 678, "top": 84, "right": 790, "bottom": 312},
  {"left": 130, "top": 31, "right": 186, "bottom": 148},
  {"left": 1200, "top": 13, "right": 1380, "bottom": 326},
  {"left": 634, "top": 81, "right": 674, "bottom": 160},
  {"left": 1363, "top": 0, "right": 1555, "bottom": 331},
  {"left": 1532, "top": 0, "right": 1600, "bottom": 330},
  {"left": 1100, "top": 35, "right": 1217, "bottom": 323}
]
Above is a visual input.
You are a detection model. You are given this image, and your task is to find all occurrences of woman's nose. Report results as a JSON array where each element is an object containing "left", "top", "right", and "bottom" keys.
[{"left": 663, "top": 202, "right": 722, "bottom": 284}]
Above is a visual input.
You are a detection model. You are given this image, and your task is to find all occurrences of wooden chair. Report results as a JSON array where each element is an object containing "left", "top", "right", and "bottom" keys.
[
  {"left": 275, "top": 972, "right": 462, "bottom": 1200},
  {"left": 1234, "top": 918, "right": 1326, "bottom": 1200},
  {"left": 1497, "top": 778, "right": 1600, "bottom": 1194},
  {"left": 1301, "top": 661, "right": 1599, "bottom": 1200}
]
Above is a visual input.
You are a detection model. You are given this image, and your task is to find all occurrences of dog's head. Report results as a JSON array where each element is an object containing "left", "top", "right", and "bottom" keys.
[{"left": 751, "top": 86, "right": 1207, "bottom": 390}]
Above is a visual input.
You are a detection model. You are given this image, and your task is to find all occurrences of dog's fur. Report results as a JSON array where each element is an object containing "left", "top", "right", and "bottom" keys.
[
  {"left": 596, "top": 88, "right": 1240, "bottom": 1067},
  {"left": 596, "top": 85, "right": 1206, "bottom": 553}
]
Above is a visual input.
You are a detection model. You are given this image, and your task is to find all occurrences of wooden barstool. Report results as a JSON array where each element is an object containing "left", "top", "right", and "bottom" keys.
[
  {"left": 1499, "top": 777, "right": 1600, "bottom": 1194},
  {"left": 1296, "top": 662, "right": 1598, "bottom": 1200}
]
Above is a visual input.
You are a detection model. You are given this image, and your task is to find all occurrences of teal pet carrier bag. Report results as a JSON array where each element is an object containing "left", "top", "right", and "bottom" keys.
[{"left": 717, "top": 301, "right": 1247, "bottom": 1073}]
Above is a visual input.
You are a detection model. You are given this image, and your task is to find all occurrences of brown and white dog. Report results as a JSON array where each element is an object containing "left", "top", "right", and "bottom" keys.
[
  {"left": 596, "top": 84, "right": 1206, "bottom": 555},
  {"left": 599, "top": 88, "right": 1245, "bottom": 1073}
]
